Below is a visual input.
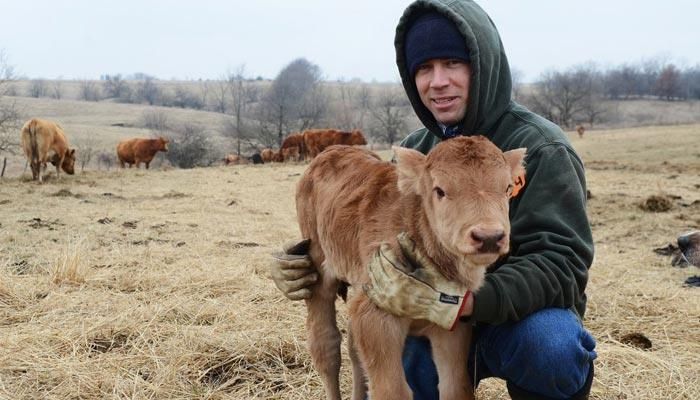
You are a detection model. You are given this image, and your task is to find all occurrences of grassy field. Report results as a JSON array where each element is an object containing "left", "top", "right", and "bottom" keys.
[{"left": 1, "top": 110, "right": 699, "bottom": 398}]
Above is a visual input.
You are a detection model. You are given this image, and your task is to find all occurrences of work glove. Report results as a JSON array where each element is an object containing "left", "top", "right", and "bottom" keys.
[
  {"left": 270, "top": 239, "right": 318, "bottom": 300},
  {"left": 364, "top": 232, "right": 472, "bottom": 330}
]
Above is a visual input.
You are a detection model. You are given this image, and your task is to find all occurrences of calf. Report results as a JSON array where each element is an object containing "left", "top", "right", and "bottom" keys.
[
  {"left": 20, "top": 118, "right": 76, "bottom": 182},
  {"left": 303, "top": 129, "right": 367, "bottom": 159},
  {"left": 296, "top": 136, "right": 526, "bottom": 400},
  {"left": 116, "top": 137, "right": 169, "bottom": 169}
]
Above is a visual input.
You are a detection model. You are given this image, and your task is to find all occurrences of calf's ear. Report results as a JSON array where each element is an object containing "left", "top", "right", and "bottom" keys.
[
  {"left": 504, "top": 147, "right": 526, "bottom": 177},
  {"left": 393, "top": 146, "right": 425, "bottom": 194}
]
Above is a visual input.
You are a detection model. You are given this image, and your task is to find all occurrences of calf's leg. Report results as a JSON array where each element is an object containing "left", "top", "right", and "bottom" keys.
[
  {"left": 305, "top": 271, "right": 342, "bottom": 400},
  {"left": 427, "top": 324, "right": 473, "bottom": 400},
  {"left": 350, "top": 295, "right": 412, "bottom": 400}
]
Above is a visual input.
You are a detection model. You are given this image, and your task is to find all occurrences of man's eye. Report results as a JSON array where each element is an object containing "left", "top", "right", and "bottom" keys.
[{"left": 434, "top": 187, "right": 446, "bottom": 199}]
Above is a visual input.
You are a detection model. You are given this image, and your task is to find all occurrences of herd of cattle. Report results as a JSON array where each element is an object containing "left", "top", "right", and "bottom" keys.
[
  {"left": 223, "top": 128, "right": 367, "bottom": 165},
  {"left": 18, "top": 118, "right": 368, "bottom": 182}
]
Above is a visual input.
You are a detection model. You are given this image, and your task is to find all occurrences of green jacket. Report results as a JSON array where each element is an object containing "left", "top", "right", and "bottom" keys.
[{"left": 395, "top": 0, "right": 594, "bottom": 324}]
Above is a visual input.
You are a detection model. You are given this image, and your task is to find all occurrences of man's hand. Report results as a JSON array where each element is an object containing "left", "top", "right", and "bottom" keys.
[
  {"left": 270, "top": 239, "right": 318, "bottom": 300},
  {"left": 364, "top": 233, "right": 473, "bottom": 330}
]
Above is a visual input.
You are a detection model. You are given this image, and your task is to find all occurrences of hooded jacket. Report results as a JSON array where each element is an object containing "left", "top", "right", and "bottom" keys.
[{"left": 395, "top": 0, "right": 594, "bottom": 324}]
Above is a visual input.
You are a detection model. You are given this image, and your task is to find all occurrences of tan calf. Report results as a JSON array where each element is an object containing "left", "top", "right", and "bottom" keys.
[
  {"left": 20, "top": 118, "right": 76, "bottom": 182},
  {"left": 296, "top": 136, "right": 526, "bottom": 400}
]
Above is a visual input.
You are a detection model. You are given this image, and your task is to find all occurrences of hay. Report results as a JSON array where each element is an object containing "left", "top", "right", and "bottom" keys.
[{"left": 1, "top": 125, "right": 700, "bottom": 399}]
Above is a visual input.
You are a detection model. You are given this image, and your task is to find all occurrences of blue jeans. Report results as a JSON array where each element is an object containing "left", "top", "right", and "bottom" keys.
[{"left": 403, "top": 308, "right": 597, "bottom": 399}]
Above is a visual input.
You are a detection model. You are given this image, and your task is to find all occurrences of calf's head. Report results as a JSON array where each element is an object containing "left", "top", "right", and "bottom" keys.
[{"left": 394, "top": 136, "right": 526, "bottom": 268}]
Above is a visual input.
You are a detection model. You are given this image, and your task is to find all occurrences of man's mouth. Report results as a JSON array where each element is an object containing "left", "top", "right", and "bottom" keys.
[{"left": 432, "top": 96, "right": 458, "bottom": 108}]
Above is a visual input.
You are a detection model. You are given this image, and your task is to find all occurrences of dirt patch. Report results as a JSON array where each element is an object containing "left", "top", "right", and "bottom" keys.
[
  {"left": 619, "top": 332, "right": 653, "bottom": 350},
  {"left": 51, "top": 189, "right": 82, "bottom": 198},
  {"left": 21, "top": 217, "right": 64, "bottom": 230},
  {"left": 639, "top": 195, "right": 673, "bottom": 212}
]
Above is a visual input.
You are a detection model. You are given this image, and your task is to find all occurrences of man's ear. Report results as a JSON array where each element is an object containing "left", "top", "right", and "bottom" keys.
[
  {"left": 504, "top": 148, "right": 526, "bottom": 177},
  {"left": 393, "top": 146, "right": 425, "bottom": 194}
]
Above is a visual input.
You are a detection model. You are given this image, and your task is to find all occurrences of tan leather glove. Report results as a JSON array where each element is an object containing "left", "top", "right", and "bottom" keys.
[
  {"left": 270, "top": 239, "right": 318, "bottom": 300},
  {"left": 364, "top": 232, "right": 472, "bottom": 330}
]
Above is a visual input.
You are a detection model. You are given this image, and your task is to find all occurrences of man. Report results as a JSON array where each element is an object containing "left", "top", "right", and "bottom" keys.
[{"left": 271, "top": 1, "right": 596, "bottom": 399}]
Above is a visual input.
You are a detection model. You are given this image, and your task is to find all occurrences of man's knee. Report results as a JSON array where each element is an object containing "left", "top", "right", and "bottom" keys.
[{"left": 479, "top": 308, "right": 596, "bottom": 398}]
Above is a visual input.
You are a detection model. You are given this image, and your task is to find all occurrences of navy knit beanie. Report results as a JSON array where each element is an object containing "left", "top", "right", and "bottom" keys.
[{"left": 405, "top": 12, "right": 470, "bottom": 77}]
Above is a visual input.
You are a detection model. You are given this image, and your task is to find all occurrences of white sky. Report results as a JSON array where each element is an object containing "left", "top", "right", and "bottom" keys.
[{"left": 1, "top": 0, "right": 698, "bottom": 83}]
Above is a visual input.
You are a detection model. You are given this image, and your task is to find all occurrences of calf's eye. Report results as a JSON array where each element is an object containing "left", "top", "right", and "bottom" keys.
[{"left": 434, "top": 187, "right": 445, "bottom": 199}]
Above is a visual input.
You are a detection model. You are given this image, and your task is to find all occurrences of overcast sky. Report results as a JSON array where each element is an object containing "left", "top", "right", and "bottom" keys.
[{"left": 2, "top": 0, "right": 698, "bottom": 83}]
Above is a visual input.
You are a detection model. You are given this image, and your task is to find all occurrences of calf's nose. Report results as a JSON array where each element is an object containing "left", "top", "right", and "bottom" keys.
[
  {"left": 678, "top": 235, "right": 690, "bottom": 252},
  {"left": 470, "top": 228, "right": 506, "bottom": 253}
]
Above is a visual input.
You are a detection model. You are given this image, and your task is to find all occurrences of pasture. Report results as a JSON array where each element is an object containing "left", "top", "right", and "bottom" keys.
[{"left": 1, "top": 122, "right": 699, "bottom": 399}]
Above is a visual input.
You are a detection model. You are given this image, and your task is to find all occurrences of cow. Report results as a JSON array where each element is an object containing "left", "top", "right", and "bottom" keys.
[
  {"left": 576, "top": 125, "right": 585, "bottom": 138},
  {"left": 20, "top": 118, "right": 76, "bottom": 182},
  {"left": 302, "top": 129, "right": 367, "bottom": 160},
  {"left": 116, "top": 137, "right": 169, "bottom": 169},
  {"left": 260, "top": 148, "right": 275, "bottom": 163},
  {"left": 296, "top": 136, "right": 526, "bottom": 400},
  {"left": 280, "top": 132, "right": 306, "bottom": 161},
  {"left": 281, "top": 146, "right": 300, "bottom": 162},
  {"left": 222, "top": 154, "right": 249, "bottom": 166}
]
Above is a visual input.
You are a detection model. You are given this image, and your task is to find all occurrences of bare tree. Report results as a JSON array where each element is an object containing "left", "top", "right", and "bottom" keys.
[
  {"left": 525, "top": 65, "right": 600, "bottom": 129},
  {"left": 198, "top": 79, "right": 211, "bottom": 110},
  {"left": 165, "top": 123, "right": 219, "bottom": 168},
  {"left": 257, "top": 58, "right": 324, "bottom": 145},
  {"left": 212, "top": 78, "right": 228, "bottom": 113},
  {"left": 135, "top": 76, "right": 161, "bottom": 105},
  {"left": 654, "top": 64, "right": 683, "bottom": 100},
  {"left": 74, "top": 137, "right": 98, "bottom": 172},
  {"left": 51, "top": 80, "right": 63, "bottom": 99},
  {"left": 368, "top": 86, "right": 410, "bottom": 145},
  {"left": 80, "top": 80, "right": 101, "bottom": 101},
  {"left": 28, "top": 79, "right": 48, "bottom": 98},
  {"left": 223, "top": 65, "right": 257, "bottom": 155},
  {"left": 0, "top": 51, "right": 22, "bottom": 176},
  {"left": 173, "top": 85, "right": 203, "bottom": 109},
  {"left": 103, "top": 74, "right": 131, "bottom": 101},
  {"left": 511, "top": 67, "right": 525, "bottom": 102}
]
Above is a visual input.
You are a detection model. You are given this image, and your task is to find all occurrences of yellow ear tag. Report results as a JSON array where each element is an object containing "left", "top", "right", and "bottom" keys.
[{"left": 510, "top": 172, "right": 526, "bottom": 198}]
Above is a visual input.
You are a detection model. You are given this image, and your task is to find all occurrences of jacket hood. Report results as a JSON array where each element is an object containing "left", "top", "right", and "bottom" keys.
[{"left": 396, "top": 0, "right": 512, "bottom": 139}]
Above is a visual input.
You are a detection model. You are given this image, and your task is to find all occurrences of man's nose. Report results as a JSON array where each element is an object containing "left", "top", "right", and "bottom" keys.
[{"left": 430, "top": 65, "right": 449, "bottom": 88}]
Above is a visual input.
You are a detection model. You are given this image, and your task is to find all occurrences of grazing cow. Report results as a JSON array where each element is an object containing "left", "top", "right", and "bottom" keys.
[
  {"left": 116, "top": 137, "right": 169, "bottom": 169},
  {"left": 281, "top": 146, "right": 300, "bottom": 162},
  {"left": 302, "top": 129, "right": 367, "bottom": 159},
  {"left": 20, "top": 118, "right": 76, "bottom": 182},
  {"left": 222, "top": 154, "right": 249, "bottom": 166},
  {"left": 296, "top": 136, "right": 526, "bottom": 400},
  {"left": 576, "top": 125, "right": 585, "bottom": 138},
  {"left": 678, "top": 231, "right": 700, "bottom": 266},
  {"left": 260, "top": 148, "right": 275, "bottom": 163},
  {"left": 280, "top": 132, "right": 306, "bottom": 161}
]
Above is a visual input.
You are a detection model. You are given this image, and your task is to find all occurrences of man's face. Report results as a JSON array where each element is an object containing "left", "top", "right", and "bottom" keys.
[{"left": 415, "top": 59, "right": 471, "bottom": 126}]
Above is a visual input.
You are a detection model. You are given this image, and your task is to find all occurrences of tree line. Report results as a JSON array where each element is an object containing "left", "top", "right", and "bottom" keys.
[{"left": 2, "top": 50, "right": 700, "bottom": 172}]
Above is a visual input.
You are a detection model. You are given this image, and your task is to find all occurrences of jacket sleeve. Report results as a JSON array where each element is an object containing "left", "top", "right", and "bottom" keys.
[{"left": 471, "top": 142, "right": 594, "bottom": 324}]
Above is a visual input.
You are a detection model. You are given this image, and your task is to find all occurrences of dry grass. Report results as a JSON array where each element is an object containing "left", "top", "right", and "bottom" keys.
[{"left": 1, "top": 124, "right": 699, "bottom": 399}]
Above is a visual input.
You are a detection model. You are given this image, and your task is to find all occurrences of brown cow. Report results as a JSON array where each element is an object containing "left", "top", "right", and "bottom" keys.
[
  {"left": 296, "top": 136, "right": 526, "bottom": 400},
  {"left": 260, "top": 148, "right": 275, "bottom": 163},
  {"left": 576, "top": 125, "right": 585, "bottom": 138},
  {"left": 20, "top": 118, "right": 76, "bottom": 182},
  {"left": 222, "top": 154, "right": 249, "bottom": 166},
  {"left": 302, "top": 128, "right": 367, "bottom": 159},
  {"left": 116, "top": 137, "right": 169, "bottom": 169},
  {"left": 280, "top": 132, "right": 305, "bottom": 161}
]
